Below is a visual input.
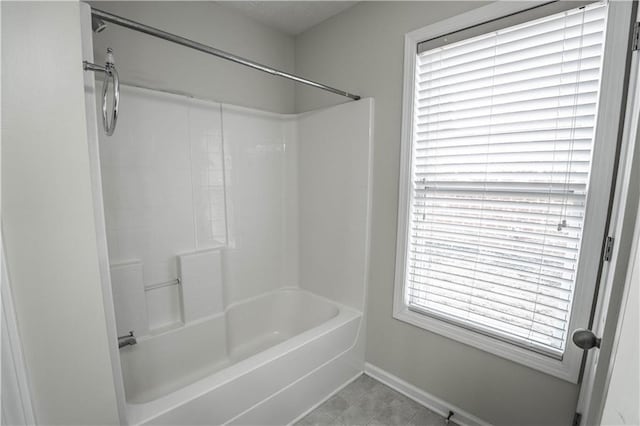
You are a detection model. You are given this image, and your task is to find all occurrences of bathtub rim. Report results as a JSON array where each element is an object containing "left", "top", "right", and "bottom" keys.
[{"left": 135, "top": 286, "right": 347, "bottom": 343}]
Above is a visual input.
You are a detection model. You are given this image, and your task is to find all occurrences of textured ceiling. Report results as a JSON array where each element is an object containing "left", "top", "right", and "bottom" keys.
[{"left": 220, "top": 1, "right": 358, "bottom": 35}]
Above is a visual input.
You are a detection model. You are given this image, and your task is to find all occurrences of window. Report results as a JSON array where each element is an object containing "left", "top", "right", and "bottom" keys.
[{"left": 394, "top": 1, "right": 631, "bottom": 381}]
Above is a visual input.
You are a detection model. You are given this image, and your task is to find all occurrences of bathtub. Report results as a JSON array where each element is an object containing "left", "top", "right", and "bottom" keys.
[{"left": 121, "top": 288, "right": 363, "bottom": 425}]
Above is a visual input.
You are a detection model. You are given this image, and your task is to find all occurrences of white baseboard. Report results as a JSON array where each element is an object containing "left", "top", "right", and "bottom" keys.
[{"left": 364, "top": 363, "right": 492, "bottom": 426}]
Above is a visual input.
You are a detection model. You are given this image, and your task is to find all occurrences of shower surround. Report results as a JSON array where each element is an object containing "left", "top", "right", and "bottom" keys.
[
  {"left": 100, "top": 85, "right": 300, "bottom": 331},
  {"left": 88, "top": 80, "right": 373, "bottom": 423}
]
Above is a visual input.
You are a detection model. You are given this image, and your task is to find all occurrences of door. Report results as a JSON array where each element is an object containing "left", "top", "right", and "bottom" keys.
[
  {"left": 601, "top": 210, "right": 640, "bottom": 425},
  {"left": 574, "top": 3, "right": 640, "bottom": 423}
]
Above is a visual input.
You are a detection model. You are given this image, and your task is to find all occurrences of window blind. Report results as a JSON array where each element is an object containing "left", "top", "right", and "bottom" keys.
[{"left": 406, "top": 3, "right": 607, "bottom": 357}]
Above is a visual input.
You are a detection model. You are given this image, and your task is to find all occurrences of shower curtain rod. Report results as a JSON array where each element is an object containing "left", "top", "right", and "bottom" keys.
[{"left": 91, "top": 8, "right": 361, "bottom": 101}]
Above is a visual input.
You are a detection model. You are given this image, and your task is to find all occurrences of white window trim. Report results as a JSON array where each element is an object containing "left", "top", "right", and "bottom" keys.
[{"left": 394, "top": 0, "right": 634, "bottom": 383}]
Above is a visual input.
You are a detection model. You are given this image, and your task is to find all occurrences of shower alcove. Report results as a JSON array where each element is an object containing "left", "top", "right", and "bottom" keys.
[{"left": 81, "top": 5, "right": 373, "bottom": 425}]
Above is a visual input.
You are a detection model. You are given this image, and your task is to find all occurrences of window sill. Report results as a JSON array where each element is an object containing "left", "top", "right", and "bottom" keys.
[{"left": 392, "top": 304, "right": 579, "bottom": 383}]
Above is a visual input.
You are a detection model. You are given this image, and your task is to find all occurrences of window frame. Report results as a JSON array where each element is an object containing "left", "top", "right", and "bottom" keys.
[{"left": 394, "top": 0, "right": 633, "bottom": 383}]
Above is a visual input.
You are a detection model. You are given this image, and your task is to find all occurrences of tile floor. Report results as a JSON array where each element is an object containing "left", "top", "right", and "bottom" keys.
[{"left": 295, "top": 374, "right": 457, "bottom": 426}]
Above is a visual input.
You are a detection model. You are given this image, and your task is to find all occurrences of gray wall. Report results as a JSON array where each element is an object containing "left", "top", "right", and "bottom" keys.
[
  {"left": 294, "top": 2, "right": 578, "bottom": 425},
  {"left": 90, "top": 1, "right": 296, "bottom": 114},
  {"left": 1, "top": 2, "right": 121, "bottom": 423}
]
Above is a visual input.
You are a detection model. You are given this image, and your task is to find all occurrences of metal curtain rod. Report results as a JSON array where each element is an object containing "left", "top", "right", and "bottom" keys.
[{"left": 91, "top": 8, "right": 361, "bottom": 101}]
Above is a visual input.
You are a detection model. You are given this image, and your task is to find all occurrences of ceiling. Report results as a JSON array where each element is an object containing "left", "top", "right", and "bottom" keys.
[{"left": 220, "top": 1, "right": 358, "bottom": 36}]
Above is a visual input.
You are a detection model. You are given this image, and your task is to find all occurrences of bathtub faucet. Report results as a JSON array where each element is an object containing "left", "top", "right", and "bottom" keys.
[{"left": 118, "top": 331, "right": 137, "bottom": 349}]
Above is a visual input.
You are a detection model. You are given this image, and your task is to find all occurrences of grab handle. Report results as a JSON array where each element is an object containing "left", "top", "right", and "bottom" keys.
[
  {"left": 83, "top": 48, "right": 120, "bottom": 136},
  {"left": 101, "top": 53, "right": 119, "bottom": 136}
]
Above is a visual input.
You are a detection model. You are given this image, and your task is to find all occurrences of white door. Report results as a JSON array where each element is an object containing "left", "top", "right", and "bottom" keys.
[
  {"left": 601, "top": 208, "right": 640, "bottom": 425},
  {"left": 575, "top": 3, "right": 640, "bottom": 423}
]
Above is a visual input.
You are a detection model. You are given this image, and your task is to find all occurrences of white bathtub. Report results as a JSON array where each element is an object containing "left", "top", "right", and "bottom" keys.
[{"left": 121, "top": 288, "right": 363, "bottom": 425}]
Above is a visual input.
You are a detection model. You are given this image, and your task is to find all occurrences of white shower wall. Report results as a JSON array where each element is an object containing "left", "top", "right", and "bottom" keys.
[
  {"left": 99, "top": 86, "right": 298, "bottom": 330},
  {"left": 298, "top": 101, "right": 372, "bottom": 311},
  {"left": 221, "top": 107, "right": 299, "bottom": 304}
]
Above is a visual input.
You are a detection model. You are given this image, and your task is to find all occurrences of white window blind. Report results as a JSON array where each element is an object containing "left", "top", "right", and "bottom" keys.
[{"left": 406, "top": 3, "right": 607, "bottom": 357}]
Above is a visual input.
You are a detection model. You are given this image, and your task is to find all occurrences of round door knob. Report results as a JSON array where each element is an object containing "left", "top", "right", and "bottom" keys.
[{"left": 572, "top": 328, "right": 601, "bottom": 350}]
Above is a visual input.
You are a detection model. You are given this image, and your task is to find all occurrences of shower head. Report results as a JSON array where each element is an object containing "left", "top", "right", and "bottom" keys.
[{"left": 92, "top": 16, "right": 107, "bottom": 33}]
